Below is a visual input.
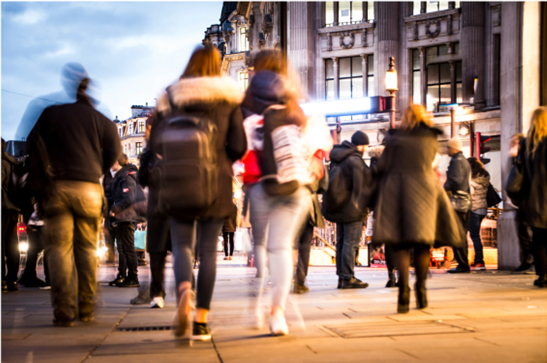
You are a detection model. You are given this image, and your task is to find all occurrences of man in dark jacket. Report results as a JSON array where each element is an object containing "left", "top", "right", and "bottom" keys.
[
  {"left": 325, "top": 131, "right": 371, "bottom": 289},
  {"left": 27, "top": 77, "right": 121, "bottom": 327},
  {"left": 1, "top": 139, "right": 21, "bottom": 292},
  {"left": 444, "top": 137, "right": 472, "bottom": 273},
  {"left": 109, "top": 154, "right": 141, "bottom": 288}
]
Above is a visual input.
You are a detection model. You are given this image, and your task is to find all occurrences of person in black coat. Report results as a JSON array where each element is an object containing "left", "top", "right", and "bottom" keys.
[
  {"left": 102, "top": 168, "right": 116, "bottom": 263},
  {"left": 324, "top": 131, "right": 371, "bottom": 290},
  {"left": 152, "top": 45, "right": 246, "bottom": 340},
  {"left": 135, "top": 118, "right": 172, "bottom": 307},
  {"left": 109, "top": 154, "right": 142, "bottom": 288},
  {"left": 444, "top": 137, "right": 472, "bottom": 274},
  {"left": 222, "top": 203, "right": 237, "bottom": 260},
  {"left": 518, "top": 108, "right": 547, "bottom": 287},
  {"left": 373, "top": 104, "right": 463, "bottom": 314}
]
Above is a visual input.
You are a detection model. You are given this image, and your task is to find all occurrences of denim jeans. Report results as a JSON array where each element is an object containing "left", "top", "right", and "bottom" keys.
[
  {"left": 295, "top": 222, "right": 314, "bottom": 285},
  {"left": 42, "top": 181, "right": 103, "bottom": 321},
  {"left": 248, "top": 182, "right": 311, "bottom": 310},
  {"left": 335, "top": 221, "right": 363, "bottom": 280},
  {"left": 469, "top": 212, "right": 485, "bottom": 264},
  {"left": 453, "top": 211, "right": 471, "bottom": 270},
  {"left": 170, "top": 218, "right": 224, "bottom": 310}
]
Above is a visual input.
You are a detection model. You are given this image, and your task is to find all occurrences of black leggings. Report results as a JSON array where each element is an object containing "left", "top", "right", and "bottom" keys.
[
  {"left": 393, "top": 244, "right": 431, "bottom": 290},
  {"left": 223, "top": 232, "right": 234, "bottom": 257},
  {"left": 532, "top": 227, "right": 547, "bottom": 277}
]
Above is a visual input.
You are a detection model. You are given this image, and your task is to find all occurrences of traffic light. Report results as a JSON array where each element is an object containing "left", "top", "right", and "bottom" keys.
[{"left": 475, "top": 132, "right": 491, "bottom": 165}]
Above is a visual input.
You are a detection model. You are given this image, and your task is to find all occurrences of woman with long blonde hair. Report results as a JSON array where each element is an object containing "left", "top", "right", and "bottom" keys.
[
  {"left": 372, "top": 104, "right": 463, "bottom": 313},
  {"left": 519, "top": 107, "right": 547, "bottom": 287}
]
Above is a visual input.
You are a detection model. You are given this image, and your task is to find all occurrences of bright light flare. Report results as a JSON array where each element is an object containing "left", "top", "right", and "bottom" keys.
[
  {"left": 300, "top": 98, "right": 371, "bottom": 117},
  {"left": 19, "top": 242, "right": 29, "bottom": 253}
]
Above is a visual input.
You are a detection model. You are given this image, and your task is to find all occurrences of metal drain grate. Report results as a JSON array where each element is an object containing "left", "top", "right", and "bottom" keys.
[
  {"left": 322, "top": 320, "right": 471, "bottom": 339},
  {"left": 117, "top": 326, "right": 172, "bottom": 332}
]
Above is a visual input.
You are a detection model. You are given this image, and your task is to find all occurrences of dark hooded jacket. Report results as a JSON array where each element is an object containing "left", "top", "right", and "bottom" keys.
[
  {"left": 111, "top": 163, "right": 143, "bottom": 224},
  {"left": 372, "top": 124, "right": 463, "bottom": 248},
  {"left": 444, "top": 151, "right": 471, "bottom": 195},
  {"left": 151, "top": 76, "right": 247, "bottom": 220},
  {"left": 241, "top": 70, "right": 307, "bottom": 197},
  {"left": 1, "top": 151, "right": 21, "bottom": 211},
  {"left": 322, "top": 141, "right": 371, "bottom": 223},
  {"left": 519, "top": 137, "right": 547, "bottom": 228}
]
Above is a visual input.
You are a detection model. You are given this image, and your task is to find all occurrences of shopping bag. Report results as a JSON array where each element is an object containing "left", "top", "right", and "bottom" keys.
[{"left": 134, "top": 230, "right": 146, "bottom": 250}]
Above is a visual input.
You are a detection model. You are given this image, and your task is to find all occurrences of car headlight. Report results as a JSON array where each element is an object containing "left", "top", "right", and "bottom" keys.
[{"left": 19, "top": 242, "right": 29, "bottom": 253}]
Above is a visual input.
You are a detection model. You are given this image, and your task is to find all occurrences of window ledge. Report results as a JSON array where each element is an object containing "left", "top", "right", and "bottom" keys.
[
  {"left": 404, "top": 8, "right": 461, "bottom": 23},
  {"left": 318, "top": 22, "right": 375, "bottom": 34}
]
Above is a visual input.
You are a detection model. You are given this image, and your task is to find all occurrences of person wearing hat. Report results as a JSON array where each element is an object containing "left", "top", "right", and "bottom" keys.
[
  {"left": 323, "top": 131, "right": 371, "bottom": 289},
  {"left": 444, "top": 137, "right": 472, "bottom": 273}
]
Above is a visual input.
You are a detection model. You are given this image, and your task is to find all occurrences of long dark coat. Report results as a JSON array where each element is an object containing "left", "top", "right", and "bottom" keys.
[
  {"left": 519, "top": 137, "right": 547, "bottom": 229},
  {"left": 372, "top": 125, "right": 463, "bottom": 248}
]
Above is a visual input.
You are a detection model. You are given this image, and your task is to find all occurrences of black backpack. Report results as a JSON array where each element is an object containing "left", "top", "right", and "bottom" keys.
[
  {"left": 156, "top": 88, "right": 219, "bottom": 216},
  {"left": 321, "top": 161, "right": 350, "bottom": 218}
]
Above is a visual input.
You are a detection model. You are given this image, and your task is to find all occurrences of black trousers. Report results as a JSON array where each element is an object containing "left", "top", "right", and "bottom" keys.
[
  {"left": 453, "top": 211, "right": 471, "bottom": 270},
  {"left": 149, "top": 250, "right": 167, "bottom": 298},
  {"left": 517, "top": 222, "right": 533, "bottom": 264},
  {"left": 115, "top": 222, "right": 138, "bottom": 280},
  {"left": 532, "top": 227, "right": 547, "bottom": 277},
  {"left": 223, "top": 232, "right": 234, "bottom": 257},
  {"left": 2, "top": 209, "right": 20, "bottom": 284},
  {"left": 385, "top": 244, "right": 396, "bottom": 273},
  {"left": 296, "top": 223, "right": 314, "bottom": 285},
  {"left": 21, "top": 226, "right": 49, "bottom": 284}
]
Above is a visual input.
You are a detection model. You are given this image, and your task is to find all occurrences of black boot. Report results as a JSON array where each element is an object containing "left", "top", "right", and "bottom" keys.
[
  {"left": 415, "top": 282, "right": 428, "bottom": 309},
  {"left": 533, "top": 275, "right": 547, "bottom": 288},
  {"left": 385, "top": 272, "right": 397, "bottom": 288},
  {"left": 397, "top": 286, "right": 410, "bottom": 314}
]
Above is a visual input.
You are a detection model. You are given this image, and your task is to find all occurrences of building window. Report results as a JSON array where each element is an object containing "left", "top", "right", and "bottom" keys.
[
  {"left": 412, "top": 49, "right": 421, "bottom": 104},
  {"left": 239, "top": 27, "right": 249, "bottom": 52},
  {"left": 413, "top": 1, "right": 458, "bottom": 15},
  {"left": 425, "top": 45, "right": 461, "bottom": 112},
  {"left": 366, "top": 54, "right": 374, "bottom": 97},
  {"left": 339, "top": 56, "right": 363, "bottom": 99},
  {"left": 123, "top": 144, "right": 127, "bottom": 155},
  {"left": 136, "top": 142, "right": 143, "bottom": 155},
  {"left": 325, "top": 2, "right": 372, "bottom": 27},
  {"left": 128, "top": 122, "right": 133, "bottom": 135},
  {"left": 138, "top": 121, "right": 145, "bottom": 134},
  {"left": 238, "top": 71, "right": 249, "bottom": 91},
  {"left": 325, "top": 59, "right": 335, "bottom": 100}
]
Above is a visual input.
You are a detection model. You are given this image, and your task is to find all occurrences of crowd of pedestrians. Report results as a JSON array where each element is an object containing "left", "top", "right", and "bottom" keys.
[{"left": 1, "top": 47, "right": 546, "bottom": 341}]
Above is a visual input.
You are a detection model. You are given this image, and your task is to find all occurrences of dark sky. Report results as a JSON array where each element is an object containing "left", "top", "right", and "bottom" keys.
[{"left": 2, "top": 1, "right": 222, "bottom": 140}]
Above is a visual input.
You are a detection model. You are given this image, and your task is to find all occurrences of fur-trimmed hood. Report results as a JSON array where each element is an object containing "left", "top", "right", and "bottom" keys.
[
  {"left": 367, "top": 145, "right": 385, "bottom": 159},
  {"left": 157, "top": 76, "right": 243, "bottom": 115}
]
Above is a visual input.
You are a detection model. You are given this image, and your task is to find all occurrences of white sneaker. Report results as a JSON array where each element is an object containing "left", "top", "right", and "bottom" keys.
[
  {"left": 150, "top": 297, "right": 164, "bottom": 309},
  {"left": 269, "top": 311, "right": 289, "bottom": 336}
]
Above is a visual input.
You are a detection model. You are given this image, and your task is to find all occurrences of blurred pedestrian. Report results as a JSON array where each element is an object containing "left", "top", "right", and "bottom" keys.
[
  {"left": 109, "top": 154, "right": 143, "bottom": 288},
  {"left": 517, "top": 108, "right": 547, "bottom": 287},
  {"left": 372, "top": 105, "right": 463, "bottom": 314},
  {"left": 1, "top": 138, "right": 21, "bottom": 292},
  {"left": 445, "top": 137, "right": 472, "bottom": 274},
  {"left": 102, "top": 164, "right": 116, "bottom": 263},
  {"left": 135, "top": 113, "right": 171, "bottom": 309},
  {"left": 223, "top": 203, "right": 237, "bottom": 260},
  {"left": 18, "top": 209, "right": 50, "bottom": 288},
  {"left": 27, "top": 74, "right": 121, "bottom": 327},
  {"left": 369, "top": 145, "right": 397, "bottom": 288},
  {"left": 322, "top": 131, "right": 371, "bottom": 289},
  {"left": 508, "top": 134, "right": 534, "bottom": 274},
  {"left": 294, "top": 164, "right": 328, "bottom": 294},
  {"left": 467, "top": 157, "right": 490, "bottom": 271},
  {"left": 153, "top": 45, "right": 246, "bottom": 340}
]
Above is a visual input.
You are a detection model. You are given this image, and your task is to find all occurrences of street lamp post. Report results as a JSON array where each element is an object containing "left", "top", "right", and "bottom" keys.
[{"left": 385, "top": 57, "right": 398, "bottom": 129}]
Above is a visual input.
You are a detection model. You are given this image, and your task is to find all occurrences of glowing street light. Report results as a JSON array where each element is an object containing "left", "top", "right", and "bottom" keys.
[{"left": 385, "top": 57, "right": 398, "bottom": 129}]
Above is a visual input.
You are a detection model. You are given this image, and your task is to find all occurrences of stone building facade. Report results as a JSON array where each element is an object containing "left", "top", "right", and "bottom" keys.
[
  {"left": 114, "top": 103, "right": 153, "bottom": 165},
  {"left": 204, "top": 2, "right": 547, "bottom": 268}
]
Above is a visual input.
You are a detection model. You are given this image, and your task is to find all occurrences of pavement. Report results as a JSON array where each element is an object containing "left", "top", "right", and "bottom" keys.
[{"left": 2, "top": 253, "right": 546, "bottom": 363}]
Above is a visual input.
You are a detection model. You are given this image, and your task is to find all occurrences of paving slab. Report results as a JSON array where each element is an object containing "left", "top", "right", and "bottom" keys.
[{"left": 2, "top": 253, "right": 546, "bottom": 363}]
